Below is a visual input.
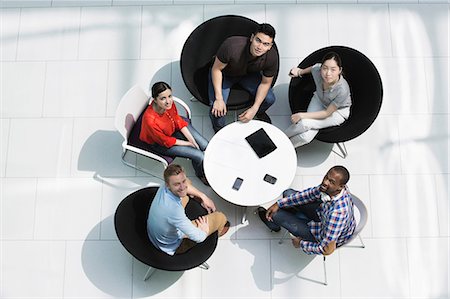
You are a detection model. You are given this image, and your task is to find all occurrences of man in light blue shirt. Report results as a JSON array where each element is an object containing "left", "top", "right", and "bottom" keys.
[{"left": 147, "top": 164, "right": 229, "bottom": 255}]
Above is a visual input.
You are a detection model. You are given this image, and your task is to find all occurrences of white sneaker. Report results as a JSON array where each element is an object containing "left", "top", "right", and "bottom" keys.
[{"left": 290, "top": 134, "right": 308, "bottom": 148}]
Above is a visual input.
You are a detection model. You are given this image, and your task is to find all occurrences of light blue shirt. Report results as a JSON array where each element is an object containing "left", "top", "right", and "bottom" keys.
[{"left": 147, "top": 186, "right": 207, "bottom": 255}]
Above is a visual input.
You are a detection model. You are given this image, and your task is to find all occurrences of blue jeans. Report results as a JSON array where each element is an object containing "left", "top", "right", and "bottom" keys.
[
  {"left": 208, "top": 69, "right": 276, "bottom": 132},
  {"left": 272, "top": 189, "right": 321, "bottom": 242},
  {"left": 146, "top": 123, "right": 209, "bottom": 177}
]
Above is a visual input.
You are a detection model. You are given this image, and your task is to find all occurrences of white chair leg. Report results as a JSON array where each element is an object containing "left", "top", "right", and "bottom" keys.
[
  {"left": 278, "top": 230, "right": 290, "bottom": 244},
  {"left": 332, "top": 142, "right": 348, "bottom": 159},
  {"left": 199, "top": 262, "right": 210, "bottom": 270},
  {"left": 323, "top": 256, "right": 328, "bottom": 286},
  {"left": 143, "top": 266, "right": 156, "bottom": 281}
]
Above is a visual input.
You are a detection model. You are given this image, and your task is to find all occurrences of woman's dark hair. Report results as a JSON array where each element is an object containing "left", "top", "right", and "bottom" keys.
[
  {"left": 321, "top": 51, "right": 342, "bottom": 68},
  {"left": 255, "top": 23, "right": 276, "bottom": 39},
  {"left": 151, "top": 81, "right": 172, "bottom": 99}
]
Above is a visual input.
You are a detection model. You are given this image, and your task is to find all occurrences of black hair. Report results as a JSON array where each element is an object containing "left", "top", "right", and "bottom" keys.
[
  {"left": 151, "top": 81, "right": 172, "bottom": 99},
  {"left": 331, "top": 165, "right": 350, "bottom": 185},
  {"left": 255, "top": 23, "right": 276, "bottom": 39},
  {"left": 321, "top": 51, "right": 342, "bottom": 68}
]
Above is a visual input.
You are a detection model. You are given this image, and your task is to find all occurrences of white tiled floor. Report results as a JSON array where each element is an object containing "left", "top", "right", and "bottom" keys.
[{"left": 1, "top": 1, "right": 449, "bottom": 299}]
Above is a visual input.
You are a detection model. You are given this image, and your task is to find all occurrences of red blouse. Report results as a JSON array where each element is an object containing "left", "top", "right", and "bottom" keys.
[{"left": 139, "top": 103, "right": 188, "bottom": 148}]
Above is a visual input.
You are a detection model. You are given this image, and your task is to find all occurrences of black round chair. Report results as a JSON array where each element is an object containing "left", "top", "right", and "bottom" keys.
[
  {"left": 114, "top": 186, "right": 218, "bottom": 280},
  {"left": 289, "top": 46, "right": 383, "bottom": 155},
  {"left": 180, "top": 15, "right": 279, "bottom": 110}
]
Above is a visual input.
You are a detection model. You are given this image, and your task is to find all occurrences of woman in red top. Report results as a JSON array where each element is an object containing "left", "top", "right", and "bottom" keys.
[{"left": 140, "top": 82, "right": 209, "bottom": 184}]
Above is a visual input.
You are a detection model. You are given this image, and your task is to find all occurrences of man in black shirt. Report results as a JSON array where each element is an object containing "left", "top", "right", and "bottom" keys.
[{"left": 208, "top": 23, "right": 278, "bottom": 132}]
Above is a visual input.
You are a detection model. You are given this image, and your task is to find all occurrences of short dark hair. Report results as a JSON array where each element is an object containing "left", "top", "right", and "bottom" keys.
[
  {"left": 151, "top": 81, "right": 171, "bottom": 99},
  {"left": 321, "top": 51, "right": 342, "bottom": 69},
  {"left": 163, "top": 164, "right": 185, "bottom": 183},
  {"left": 330, "top": 165, "right": 350, "bottom": 185},
  {"left": 255, "top": 23, "right": 276, "bottom": 39}
]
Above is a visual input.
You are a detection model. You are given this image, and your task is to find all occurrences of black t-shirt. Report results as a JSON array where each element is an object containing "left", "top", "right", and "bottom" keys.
[{"left": 216, "top": 36, "right": 278, "bottom": 78}]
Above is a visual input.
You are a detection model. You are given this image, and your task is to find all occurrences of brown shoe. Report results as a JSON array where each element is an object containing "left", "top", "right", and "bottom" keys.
[{"left": 219, "top": 221, "right": 230, "bottom": 237}]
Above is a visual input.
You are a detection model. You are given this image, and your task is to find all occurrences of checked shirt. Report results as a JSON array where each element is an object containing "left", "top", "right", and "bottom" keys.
[{"left": 278, "top": 185, "right": 356, "bottom": 255}]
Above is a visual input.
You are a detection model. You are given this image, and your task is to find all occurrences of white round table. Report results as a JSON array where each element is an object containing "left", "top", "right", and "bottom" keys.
[{"left": 204, "top": 120, "right": 297, "bottom": 214}]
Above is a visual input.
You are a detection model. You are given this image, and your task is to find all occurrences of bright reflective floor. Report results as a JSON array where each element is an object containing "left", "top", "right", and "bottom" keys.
[{"left": 1, "top": 1, "right": 449, "bottom": 298}]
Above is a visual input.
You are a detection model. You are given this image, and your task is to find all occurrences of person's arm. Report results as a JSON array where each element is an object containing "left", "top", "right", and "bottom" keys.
[
  {"left": 211, "top": 57, "right": 228, "bottom": 118},
  {"left": 291, "top": 103, "right": 338, "bottom": 124},
  {"left": 179, "top": 126, "right": 199, "bottom": 149},
  {"left": 238, "top": 75, "right": 273, "bottom": 122},
  {"left": 175, "top": 214, "right": 208, "bottom": 242},
  {"left": 186, "top": 181, "right": 216, "bottom": 213},
  {"left": 299, "top": 209, "right": 346, "bottom": 255},
  {"left": 289, "top": 65, "right": 313, "bottom": 78}
]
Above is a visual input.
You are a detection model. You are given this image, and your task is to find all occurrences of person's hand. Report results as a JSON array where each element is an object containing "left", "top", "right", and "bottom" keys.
[
  {"left": 292, "top": 236, "right": 302, "bottom": 248},
  {"left": 190, "top": 139, "right": 200, "bottom": 150},
  {"left": 195, "top": 216, "right": 209, "bottom": 234},
  {"left": 289, "top": 67, "right": 303, "bottom": 78},
  {"left": 200, "top": 195, "right": 216, "bottom": 213},
  {"left": 291, "top": 113, "right": 302, "bottom": 124},
  {"left": 265, "top": 202, "right": 279, "bottom": 222},
  {"left": 212, "top": 98, "right": 227, "bottom": 117},
  {"left": 238, "top": 107, "right": 257, "bottom": 123},
  {"left": 323, "top": 241, "right": 336, "bottom": 256}
]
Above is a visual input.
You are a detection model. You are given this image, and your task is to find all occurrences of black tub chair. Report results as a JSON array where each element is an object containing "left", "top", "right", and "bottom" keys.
[
  {"left": 289, "top": 46, "right": 383, "bottom": 157},
  {"left": 180, "top": 15, "right": 279, "bottom": 110},
  {"left": 114, "top": 186, "right": 218, "bottom": 281}
]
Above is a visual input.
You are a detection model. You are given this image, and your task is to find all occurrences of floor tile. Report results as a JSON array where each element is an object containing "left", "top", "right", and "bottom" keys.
[
  {"left": 0, "top": 178, "right": 37, "bottom": 240},
  {"left": 271, "top": 240, "right": 340, "bottom": 297},
  {"left": 266, "top": 4, "right": 328, "bottom": 59},
  {"left": 372, "top": 57, "right": 429, "bottom": 115},
  {"left": 424, "top": 57, "right": 449, "bottom": 114},
  {"left": 1, "top": 119, "right": 10, "bottom": 177},
  {"left": 6, "top": 118, "right": 73, "bottom": 177},
  {"left": 34, "top": 178, "right": 103, "bottom": 240},
  {"left": 141, "top": 5, "right": 203, "bottom": 59},
  {"left": 100, "top": 178, "right": 160, "bottom": 240},
  {"left": 269, "top": 58, "right": 299, "bottom": 117},
  {"left": 398, "top": 115, "right": 448, "bottom": 174},
  {"left": 435, "top": 174, "right": 449, "bottom": 236},
  {"left": 1, "top": 62, "right": 46, "bottom": 118},
  {"left": 17, "top": 7, "right": 80, "bottom": 60},
  {"left": 64, "top": 240, "right": 133, "bottom": 298},
  {"left": 390, "top": 4, "right": 449, "bottom": 57},
  {"left": 370, "top": 174, "right": 440, "bottom": 238},
  {"left": 0, "top": 8, "right": 20, "bottom": 61},
  {"left": 340, "top": 238, "right": 410, "bottom": 298},
  {"left": 71, "top": 118, "right": 136, "bottom": 177},
  {"left": 335, "top": 115, "right": 402, "bottom": 175},
  {"left": 79, "top": 6, "right": 141, "bottom": 60},
  {"left": 107, "top": 59, "right": 171, "bottom": 117},
  {"left": 132, "top": 259, "right": 202, "bottom": 298},
  {"left": 43, "top": 61, "right": 108, "bottom": 117},
  {"left": 52, "top": 0, "right": 112, "bottom": 6},
  {"left": 204, "top": 4, "right": 266, "bottom": 22},
  {"left": 0, "top": 0, "right": 52, "bottom": 8},
  {"left": 201, "top": 239, "right": 272, "bottom": 298},
  {"left": 295, "top": 140, "right": 337, "bottom": 176},
  {"left": 328, "top": 4, "right": 392, "bottom": 57},
  {"left": 1, "top": 241, "right": 66, "bottom": 298},
  {"left": 407, "top": 237, "right": 449, "bottom": 298}
]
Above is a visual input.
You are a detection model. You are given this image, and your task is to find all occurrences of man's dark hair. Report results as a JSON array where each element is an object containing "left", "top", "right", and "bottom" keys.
[
  {"left": 331, "top": 165, "right": 350, "bottom": 185},
  {"left": 255, "top": 23, "right": 276, "bottom": 39},
  {"left": 163, "top": 164, "right": 185, "bottom": 183}
]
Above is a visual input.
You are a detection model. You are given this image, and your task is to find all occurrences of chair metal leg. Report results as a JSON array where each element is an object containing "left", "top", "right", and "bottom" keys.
[
  {"left": 323, "top": 256, "right": 328, "bottom": 286},
  {"left": 241, "top": 206, "right": 248, "bottom": 224},
  {"left": 121, "top": 150, "right": 165, "bottom": 179},
  {"left": 358, "top": 234, "right": 366, "bottom": 248},
  {"left": 332, "top": 142, "right": 348, "bottom": 159},
  {"left": 278, "top": 230, "right": 289, "bottom": 244},
  {"left": 199, "top": 262, "right": 210, "bottom": 270},
  {"left": 143, "top": 266, "right": 156, "bottom": 281}
]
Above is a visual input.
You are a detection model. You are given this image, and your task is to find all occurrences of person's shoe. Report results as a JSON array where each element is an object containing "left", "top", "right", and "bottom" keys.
[
  {"left": 257, "top": 207, "right": 281, "bottom": 232},
  {"left": 219, "top": 221, "right": 230, "bottom": 237},
  {"left": 255, "top": 112, "right": 272, "bottom": 124}
]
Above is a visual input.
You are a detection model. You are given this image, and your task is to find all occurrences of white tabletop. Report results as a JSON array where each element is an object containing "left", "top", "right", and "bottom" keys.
[{"left": 204, "top": 120, "right": 297, "bottom": 207}]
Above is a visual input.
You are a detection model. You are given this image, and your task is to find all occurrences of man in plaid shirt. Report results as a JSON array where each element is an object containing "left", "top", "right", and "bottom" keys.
[{"left": 258, "top": 166, "right": 355, "bottom": 255}]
